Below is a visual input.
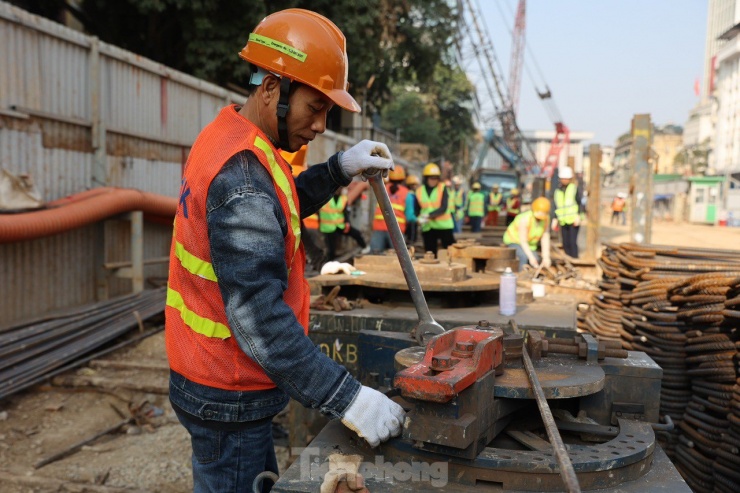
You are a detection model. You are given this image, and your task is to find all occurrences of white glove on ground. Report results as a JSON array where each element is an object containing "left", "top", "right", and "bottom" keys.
[
  {"left": 340, "top": 140, "right": 394, "bottom": 178},
  {"left": 320, "top": 261, "right": 357, "bottom": 276},
  {"left": 341, "top": 386, "right": 405, "bottom": 447}
]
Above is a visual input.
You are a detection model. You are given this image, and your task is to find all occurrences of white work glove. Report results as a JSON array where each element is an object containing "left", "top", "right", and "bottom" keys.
[
  {"left": 320, "top": 261, "right": 357, "bottom": 276},
  {"left": 341, "top": 386, "right": 405, "bottom": 447},
  {"left": 418, "top": 213, "right": 429, "bottom": 226},
  {"left": 573, "top": 215, "right": 581, "bottom": 227},
  {"left": 541, "top": 257, "right": 552, "bottom": 268},
  {"left": 340, "top": 140, "right": 394, "bottom": 178},
  {"left": 527, "top": 254, "right": 539, "bottom": 268}
]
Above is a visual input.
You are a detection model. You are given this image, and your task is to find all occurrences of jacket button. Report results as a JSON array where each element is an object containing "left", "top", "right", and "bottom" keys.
[{"left": 203, "top": 410, "right": 214, "bottom": 418}]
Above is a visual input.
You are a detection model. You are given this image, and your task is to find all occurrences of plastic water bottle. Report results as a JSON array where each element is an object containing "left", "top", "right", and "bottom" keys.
[{"left": 499, "top": 267, "right": 517, "bottom": 316}]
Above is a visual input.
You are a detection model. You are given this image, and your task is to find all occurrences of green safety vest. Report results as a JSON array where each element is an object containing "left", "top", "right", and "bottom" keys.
[
  {"left": 503, "top": 210, "right": 546, "bottom": 250},
  {"left": 467, "top": 191, "right": 486, "bottom": 217},
  {"left": 319, "top": 195, "right": 347, "bottom": 233},
  {"left": 554, "top": 183, "right": 579, "bottom": 225},
  {"left": 506, "top": 196, "right": 520, "bottom": 215},
  {"left": 416, "top": 184, "right": 454, "bottom": 232},
  {"left": 488, "top": 192, "right": 502, "bottom": 212}
]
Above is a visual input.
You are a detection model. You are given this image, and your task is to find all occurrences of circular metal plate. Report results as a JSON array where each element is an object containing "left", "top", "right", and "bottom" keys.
[{"left": 494, "top": 356, "right": 605, "bottom": 399}]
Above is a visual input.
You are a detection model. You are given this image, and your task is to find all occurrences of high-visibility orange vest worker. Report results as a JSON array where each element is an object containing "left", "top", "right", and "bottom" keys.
[{"left": 165, "top": 9, "right": 403, "bottom": 491}]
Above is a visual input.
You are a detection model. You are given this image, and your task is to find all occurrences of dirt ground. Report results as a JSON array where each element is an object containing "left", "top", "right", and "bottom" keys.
[{"left": 1, "top": 216, "right": 738, "bottom": 492}]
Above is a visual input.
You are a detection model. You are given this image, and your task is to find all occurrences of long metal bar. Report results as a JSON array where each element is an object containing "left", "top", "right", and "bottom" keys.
[
  {"left": 522, "top": 345, "right": 581, "bottom": 492},
  {"left": 366, "top": 173, "right": 444, "bottom": 344}
]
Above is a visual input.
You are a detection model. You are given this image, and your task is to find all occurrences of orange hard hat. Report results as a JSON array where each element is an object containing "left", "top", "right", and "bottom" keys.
[
  {"left": 280, "top": 145, "right": 308, "bottom": 177},
  {"left": 532, "top": 197, "right": 551, "bottom": 220},
  {"left": 239, "top": 9, "right": 360, "bottom": 113},
  {"left": 405, "top": 175, "right": 420, "bottom": 186},
  {"left": 389, "top": 165, "right": 406, "bottom": 181}
]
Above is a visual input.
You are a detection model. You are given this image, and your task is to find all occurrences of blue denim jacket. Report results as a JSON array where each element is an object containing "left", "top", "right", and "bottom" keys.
[{"left": 169, "top": 149, "right": 361, "bottom": 423}]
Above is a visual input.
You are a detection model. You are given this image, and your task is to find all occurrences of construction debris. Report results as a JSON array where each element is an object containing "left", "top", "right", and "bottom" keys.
[
  {"left": 578, "top": 243, "right": 740, "bottom": 493},
  {"left": 309, "top": 286, "right": 356, "bottom": 312}
]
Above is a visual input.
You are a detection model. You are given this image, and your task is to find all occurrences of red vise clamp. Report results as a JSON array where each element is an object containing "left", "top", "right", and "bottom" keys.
[{"left": 394, "top": 328, "right": 503, "bottom": 403}]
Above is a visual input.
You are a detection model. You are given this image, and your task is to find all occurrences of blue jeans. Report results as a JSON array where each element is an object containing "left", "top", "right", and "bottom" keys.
[
  {"left": 453, "top": 217, "right": 462, "bottom": 233},
  {"left": 173, "top": 403, "right": 278, "bottom": 493},
  {"left": 370, "top": 230, "right": 393, "bottom": 253},
  {"left": 508, "top": 243, "right": 540, "bottom": 271}
]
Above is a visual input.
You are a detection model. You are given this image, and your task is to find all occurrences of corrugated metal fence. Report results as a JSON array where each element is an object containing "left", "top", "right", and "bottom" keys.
[{"left": 0, "top": 2, "right": 358, "bottom": 324}]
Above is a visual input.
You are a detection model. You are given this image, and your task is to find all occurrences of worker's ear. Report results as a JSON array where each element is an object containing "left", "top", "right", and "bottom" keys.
[{"left": 259, "top": 75, "right": 281, "bottom": 106}]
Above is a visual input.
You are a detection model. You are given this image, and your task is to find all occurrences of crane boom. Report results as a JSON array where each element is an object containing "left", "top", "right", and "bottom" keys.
[{"left": 508, "top": 0, "right": 526, "bottom": 116}]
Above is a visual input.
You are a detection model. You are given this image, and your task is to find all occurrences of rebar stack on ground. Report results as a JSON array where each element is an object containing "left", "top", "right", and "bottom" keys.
[
  {"left": 0, "top": 288, "right": 165, "bottom": 401},
  {"left": 577, "top": 243, "right": 740, "bottom": 492}
]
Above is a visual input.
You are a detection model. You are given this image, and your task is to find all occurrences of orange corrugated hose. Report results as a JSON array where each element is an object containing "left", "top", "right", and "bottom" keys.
[{"left": 0, "top": 187, "right": 177, "bottom": 243}]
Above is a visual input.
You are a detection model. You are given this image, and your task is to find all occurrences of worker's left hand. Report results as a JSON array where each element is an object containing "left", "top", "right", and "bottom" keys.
[
  {"left": 573, "top": 216, "right": 581, "bottom": 227},
  {"left": 344, "top": 223, "right": 351, "bottom": 234},
  {"left": 550, "top": 218, "right": 558, "bottom": 231},
  {"left": 541, "top": 257, "right": 552, "bottom": 268},
  {"left": 340, "top": 140, "right": 394, "bottom": 178}
]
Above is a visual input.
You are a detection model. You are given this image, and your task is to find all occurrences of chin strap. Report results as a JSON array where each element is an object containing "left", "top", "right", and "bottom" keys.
[{"left": 276, "top": 77, "right": 292, "bottom": 150}]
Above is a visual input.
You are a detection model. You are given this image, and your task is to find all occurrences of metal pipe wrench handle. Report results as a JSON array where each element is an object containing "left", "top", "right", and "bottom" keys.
[{"left": 364, "top": 170, "right": 445, "bottom": 345}]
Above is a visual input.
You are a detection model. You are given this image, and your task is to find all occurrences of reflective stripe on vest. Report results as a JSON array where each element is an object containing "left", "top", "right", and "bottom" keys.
[
  {"left": 165, "top": 104, "right": 309, "bottom": 392},
  {"left": 506, "top": 197, "right": 520, "bottom": 215},
  {"left": 319, "top": 195, "right": 347, "bottom": 233},
  {"left": 489, "top": 192, "right": 502, "bottom": 212},
  {"left": 167, "top": 287, "right": 230, "bottom": 339},
  {"left": 415, "top": 184, "right": 454, "bottom": 232},
  {"left": 254, "top": 137, "right": 302, "bottom": 256},
  {"left": 373, "top": 184, "right": 408, "bottom": 233},
  {"left": 554, "top": 183, "right": 579, "bottom": 225},
  {"left": 503, "top": 210, "right": 545, "bottom": 250},
  {"left": 467, "top": 191, "right": 485, "bottom": 217}
]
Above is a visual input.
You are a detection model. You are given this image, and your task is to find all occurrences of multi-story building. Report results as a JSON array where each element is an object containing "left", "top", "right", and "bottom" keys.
[
  {"left": 684, "top": 0, "right": 739, "bottom": 171},
  {"left": 714, "top": 18, "right": 740, "bottom": 175},
  {"left": 653, "top": 125, "right": 684, "bottom": 175}
]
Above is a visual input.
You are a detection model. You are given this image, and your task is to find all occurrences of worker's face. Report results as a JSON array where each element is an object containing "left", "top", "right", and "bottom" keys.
[
  {"left": 427, "top": 176, "right": 440, "bottom": 186},
  {"left": 265, "top": 76, "right": 333, "bottom": 152},
  {"left": 560, "top": 178, "right": 571, "bottom": 186}
]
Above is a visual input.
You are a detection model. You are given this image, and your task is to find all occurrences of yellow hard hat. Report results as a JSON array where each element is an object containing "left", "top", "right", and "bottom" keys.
[
  {"left": 472, "top": 182, "right": 481, "bottom": 190},
  {"left": 511, "top": 188, "right": 519, "bottom": 195},
  {"left": 423, "top": 163, "right": 441, "bottom": 177},
  {"left": 405, "top": 175, "right": 420, "bottom": 186},
  {"left": 389, "top": 165, "right": 406, "bottom": 181},
  {"left": 532, "top": 197, "right": 551, "bottom": 220}
]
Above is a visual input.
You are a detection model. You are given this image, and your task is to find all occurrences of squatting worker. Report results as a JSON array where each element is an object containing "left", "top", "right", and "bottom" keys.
[
  {"left": 503, "top": 197, "right": 552, "bottom": 271},
  {"left": 165, "top": 10, "right": 405, "bottom": 492}
]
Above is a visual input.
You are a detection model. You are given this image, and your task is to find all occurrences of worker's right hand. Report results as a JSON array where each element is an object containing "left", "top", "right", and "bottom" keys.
[
  {"left": 340, "top": 140, "right": 394, "bottom": 178},
  {"left": 341, "top": 386, "right": 405, "bottom": 447},
  {"left": 550, "top": 218, "right": 558, "bottom": 231},
  {"left": 527, "top": 254, "right": 540, "bottom": 268}
]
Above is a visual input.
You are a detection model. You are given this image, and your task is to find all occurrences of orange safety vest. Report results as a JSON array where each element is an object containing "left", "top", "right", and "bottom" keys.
[
  {"left": 165, "top": 105, "right": 309, "bottom": 391},
  {"left": 303, "top": 213, "right": 319, "bottom": 230},
  {"left": 373, "top": 184, "right": 409, "bottom": 233}
]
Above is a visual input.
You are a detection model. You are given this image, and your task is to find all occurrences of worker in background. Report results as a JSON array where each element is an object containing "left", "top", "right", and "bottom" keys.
[
  {"left": 405, "top": 174, "right": 420, "bottom": 245},
  {"left": 506, "top": 188, "right": 521, "bottom": 226},
  {"left": 611, "top": 192, "right": 626, "bottom": 225},
  {"left": 320, "top": 188, "right": 370, "bottom": 260},
  {"left": 165, "top": 10, "right": 403, "bottom": 493},
  {"left": 450, "top": 175, "right": 466, "bottom": 233},
  {"left": 281, "top": 145, "right": 325, "bottom": 270},
  {"left": 370, "top": 165, "right": 409, "bottom": 253},
  {"left": 503, "top": 197, "right": 552, "bottom": 271},
  {"left": 415, "top": 162, "right": 455, "bottom": 255},
  {"left": 466, "top": 182, "right": 486, "bottom": 232},
  {"left": 551, "top": 166, "right": 583, "bottom": 258},
  {"left": 487, "top": 184, "right": 502, "bottom": 227}
]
